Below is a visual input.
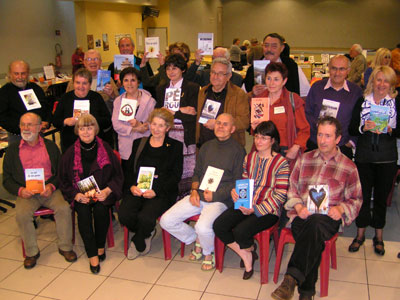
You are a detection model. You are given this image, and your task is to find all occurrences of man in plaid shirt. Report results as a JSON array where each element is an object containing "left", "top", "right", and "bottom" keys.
[{"left": 272, "top": 116, "right": 362, "bottom": 300}]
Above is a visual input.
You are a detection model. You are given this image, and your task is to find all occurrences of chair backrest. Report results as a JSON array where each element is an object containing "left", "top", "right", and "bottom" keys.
[{"left": 113, "top": 150, "right": 122, "bottom": 164}]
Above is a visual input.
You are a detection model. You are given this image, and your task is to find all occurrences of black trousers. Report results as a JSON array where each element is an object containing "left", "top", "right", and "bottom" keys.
[
  {"left": 118, "top": 194, "right": 172, "bottom": 252},
  {"left": 286, "top": 215, "right": 340, "bottom": 297},
  {"left": 74, "top": 201, "right": 110, "bottom": 258},
  {"left": 355, "top": 162, "right": 397, "bottom": 229},
  {"left": 213, "top": 207, "right": 279, "bottom": 249},
  {"left": 306, "top": 139, "right": 353, "bottom": 160}
]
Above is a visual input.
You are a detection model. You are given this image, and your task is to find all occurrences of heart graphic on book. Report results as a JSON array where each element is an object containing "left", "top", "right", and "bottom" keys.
[{"left": 309, "top": 188, "right": 327, "bottom": 208}]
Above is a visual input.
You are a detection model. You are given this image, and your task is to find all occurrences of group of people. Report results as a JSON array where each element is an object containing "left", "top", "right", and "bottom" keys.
[{"left": 0, "top": 32, "right": 400, "bottom": 300}]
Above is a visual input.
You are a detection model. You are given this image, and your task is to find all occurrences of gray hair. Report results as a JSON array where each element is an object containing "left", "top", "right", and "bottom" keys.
[
  {"left": 351, "top": 44, "right": 363, "bottom": 54},
  {"left": 213, "top": 47, "right": 230, "bottom": 60},
  {"left": 329, "top": 55, "right": 351, "bottom": 68},
  {"left": 84, "top": 49, "right": 101, "bottom": 60},
  {"left": 118, "top": 36, "right": 135, "bottom": 48},
  {"left": 211, "top": 57, "right": 232, "bottom": 74}
]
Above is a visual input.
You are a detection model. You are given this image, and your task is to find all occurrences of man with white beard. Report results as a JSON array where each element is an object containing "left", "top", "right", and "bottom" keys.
[{"left": 2, "top": 113, "right": 76, "bottom": 269}]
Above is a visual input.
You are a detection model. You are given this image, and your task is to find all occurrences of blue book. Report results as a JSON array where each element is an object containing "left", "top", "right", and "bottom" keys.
[
  {"left": 234, "top": 179, "right": 254, "bottom": 209},
  {"left": 96, "top": 70, "right": 111, "bottom": 91},
  {"left": 370, "top": 103, "right": 390, "bottom": 134}
]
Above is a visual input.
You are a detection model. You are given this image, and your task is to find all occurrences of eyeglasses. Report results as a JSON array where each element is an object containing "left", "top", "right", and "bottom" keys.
[
  {"left": 85, "top": 57, "right": 100, "bottom": 62},
  {"left": 20, "top": 122, "right": 40, "bottom": 128},
  {"left": 210, "top": 70, "right": 228, "bottom": 77},
  {"left": 330, "top": 67, "right": 348, "bottom": 72}
]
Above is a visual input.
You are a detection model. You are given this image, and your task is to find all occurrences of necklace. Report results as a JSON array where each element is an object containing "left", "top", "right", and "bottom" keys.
[{"left": 80, "top": 141, "right": 96, "bottom": 151}]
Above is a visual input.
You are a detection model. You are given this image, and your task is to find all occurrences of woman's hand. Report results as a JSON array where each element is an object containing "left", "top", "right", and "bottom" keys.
[
  {"left": 285, "top": 144, "right": 300, "bottom": 160},
  {"left": 204, "top": 119, "right": 216, "bottom": 130},
  {"left": 128, "top": 119, "right": 140, "bottom": 128},
  {"left": 179, "top": 106, "right": 196, "bottom": 115},
  {"left": 75, "top": 192, "right": 90, "bottom": 204},
  {"left": 239, "top": 206, "right": 254, "bottom": 215},
  {"left": 363, "top": 120, "right": 376, "bottom": 132},
  {"left": 143, "top": 189, "right": 156, "bottom": 199},
  {"left": 231, "top": 188, "right": 239, "bottom": 202},
  {"left": 102, "top": 83, "right": 114, "bottom": 97},
  {"left": 140, "top": 53, "right": 149, "bottom": 67},
  {"left": 387, "top": 125, "right": 392, "bottom": 134},
  {"left": 64, "top": 117, "right": 77, "bottom": 126},
  {"left": 157, "top": 52, "right": 165, "bottom": 66},
  {"left": 165, "top": 108, "right": 176, "bottom": 115},
  {"left": 251, "top": 119, "right": 261, "bottom": 130},
  {"left": 194, "top": 49, "right": 204, "bottom": 65},
  {"left": 97, "top": 187, "right": 112, "bottom": 202},
  {"left": 252, "top": 84, "right": 267, "bottom": 97},
  {"left": 130, "top": 185, "right": 143, "bottom": 197}
]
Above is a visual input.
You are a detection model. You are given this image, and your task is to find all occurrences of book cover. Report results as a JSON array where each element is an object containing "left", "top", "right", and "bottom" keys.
[
  {"left": 307, "top": 185, "right": 329, "bottom": 215},
  {"left": 253, "top": 60, "right": 270, "bottom": 85},
  {"left": 25, "top": 168, "right": 45, "bottom": 194},
  {"left": 73, "top": 100, "right": 90, "bottom": 119},
  {"left": 164, "top": 88, "right": 181, "bottom": 112},
  {"left": 43, "top": 65, "right": 55, "bottom": 80},
  {"left": 18, "top": 89, "right": 42, "bottom": 110},
  {"left": 77, "top": 175, "right": 100, "bottom": 202},
  {"left": 118, "top": 98, "right": 138, "bottom": 121},
  {"left": 145, "top": 37, "right": 160, "bottom": 58},
  {"left": 198, "top": 99, "right": 221, "bottom": 124},
  {"left": 199, "top": 166, "right": 224, "bottom": 192},
  {"left": 319, "top": 99, "right": 340, "bottom": 119},
  {"left": 113, "top": 55, "right": 134, "bottom": 81},
  {"left": 370, "top": 103, "right": 390, "bottom": 133},
  {"left": 96, "top": 70, "right": 111, "bottom": 91},
  {"left": 234, "top": 179, "right": 254, "bottom": 209},
  {"left": 251, "top": 98, "right": 270, "bottom": 124},
  {"left": 198, "top": 33, "right": 214, "bottom": 56},
  {"left": 137, "top": 167, "right": 156, "bottom": 192}
]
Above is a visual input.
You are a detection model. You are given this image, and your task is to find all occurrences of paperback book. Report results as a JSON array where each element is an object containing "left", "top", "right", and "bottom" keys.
[
  {"left": 369, "top": 103, "right": 390, "bottom": 133},
  {"left": 199, "top": 166, "right": 224, "bottom": 192},
  {"left": 145, "top": 37, "right": 160, "bottom": 58},
  {"left": 198, "top": 99, "right": 221, "bottom": 124},
  {"left": 137, "top": 167, "right": 156, "bottom": 192},
  {"left": 118, "top": 98, "right": 138, "bottom": 121},
  {"left": 198, "top": 33, "right": 214, "bottom": 55},
  {"left": 18, "top": 89, "right": 41, "bottom": 110},
  {"left": 113, "top": 55, "right": 134, "bottom": 81},
  {"left": 307, "top": 185, "right": 329, "bottom": 215},
  {"left": 319, "top": 99, "right": 340, "bottom": 119},
  {"left": 73, "top": 100, "right": 90, "bottom": 119},
  {"left": 77, "top": 175, "right": 100, "bottom": 202},
  {"left": 234, "top": 179, "right": 254, "bottom": 209},
  {"left": 43, "top": 65, "right": 55, "bottom": 80},
  {"left": 164, "top": 88, "right": 181, "bottom": 112},
  {"left": 251, "top": 98, "right": 270, "bottom": 124},
  {"left": 96, "top": 70, "right": 111, "bottom": 91},
  {"left": 25, "top": 168, "right": 45, "bottom": 194},
  {"left": 253, "top": 60, "right": 270, "bottom": 85}
]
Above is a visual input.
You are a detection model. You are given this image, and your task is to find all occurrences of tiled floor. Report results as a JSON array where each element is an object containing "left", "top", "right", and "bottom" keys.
[{"left": 0, "top": 170, "right": 399, "bottom": 299}]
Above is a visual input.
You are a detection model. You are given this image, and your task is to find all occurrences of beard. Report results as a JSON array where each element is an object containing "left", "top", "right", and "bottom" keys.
[
  {"left": 21, "top": 130, "right": 38, "bottom": 143},
  {"left": 13, "top": 79, "right": 27, "bottom": 89}
]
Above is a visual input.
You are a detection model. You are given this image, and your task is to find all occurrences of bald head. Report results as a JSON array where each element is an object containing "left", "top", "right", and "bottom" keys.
[
  {"left": 8, "top": 60, "right": 30, "bottom": 88},
  {"left": 214, "top": 113, "right": 236, "bottom": 141},
  {"left": 118, "top": 37, "right": 135, "bottom": 55}
]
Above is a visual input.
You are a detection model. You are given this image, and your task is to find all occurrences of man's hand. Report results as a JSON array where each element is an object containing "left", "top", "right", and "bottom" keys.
[
  {"left": 140, "top": 52, "right": 149, "bottom": 67},
  {"left": 40, "top": 184, "right": 53, "bottom": 198},
  {"left": 189, "top": 190, "right": 200, "bottom": 207},
  {"left": 157, "top": 52, "right": 165, "bottom": 66},
  {"left": 204, "top": 119, "right": 216, "bottom": 130},
  {"left": 179, "top": 106, "right": 196, "bottom": 115},
  {"left": 252, "top": 84, "right": 267, "bottom": 97},
  {"left": 294, "top": 203, "right": 311, "bottom": 219},
  {"left": 251, "top": 119, "right": 262, "bottom": 130},
  {"left": 194, "top": 49, "right": 204, "bottom": 65},
  {"left": 102, "top": 83, "right": 114, "bottom": 97},
  {"left": 143, "top": 189, "right": 156, "bottom": 199},
  {"left": 328, "top": 205, "right": 344, "bottom": 221},
  {"left": 20, "top": 188, "right": 34, "bottom": 199},
  {"left": 231, "top": 188, "right": 239, "bottom": 202},
  {"left": 203, "top": 190, "right": 213, "bottom": 202},
  {"left": 130, "top": 185, "right": 143, "bottom": 197},
  {"left": 64, "top": 117, "right": 77, "bottom": 127},
  {"left": 285, "top": 144, "right": 300, "bottom": 160},
  {"left": 96, "top": 187, "right": 112, "bottom": 202}
]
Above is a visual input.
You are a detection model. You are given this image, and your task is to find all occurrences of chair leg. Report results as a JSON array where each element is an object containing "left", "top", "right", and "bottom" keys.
[
  {"left": 331, "top": 240, "right": 337, "bottom": 269},
  {"left": 319, "top": 242, "right": 331, "bottom": 297},
  {"left": 106, "top": 210, "right": 115, "bottom": 248},
  {"left": 273, "top": 233, "right": 287, "bottom": 283},
  {"left": 71, "top": 210, "right": 76, "bottom": 244},
  {"left": 272, "top": 229, "right": 279, "bottom": 255},
  {"left": 22, "top": 239, "right": 26, "bottom": 258},
  {"left": 259, "top": 232, "right": 270, "bottom": 284},
  {"left": 215, "top": 237, "right": 225, "bottom": 273},
  {"left": 161, "top": 228, "right": 172, "bottom": 260},
  {"left": 180, "top": 241, "right": 186, "bottom": 257}
]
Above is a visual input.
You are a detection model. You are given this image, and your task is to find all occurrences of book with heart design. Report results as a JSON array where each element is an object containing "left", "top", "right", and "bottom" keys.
[{"left": 307, "top": 184, "right": 329, "bottom": 214}]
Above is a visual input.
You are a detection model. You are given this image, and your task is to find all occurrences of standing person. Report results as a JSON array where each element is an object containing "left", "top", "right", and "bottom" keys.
[
  {"left": 390, "top": 43, "right": 400, "bottom": 93},
  {"left": 112, "top": 67, "right": 156, "bottom": 170},
  {"left": 363, "top": 48, "right": 392, "bottom": 86},
  {"left": 271, "top": 116, "right": 362, "bottom": 300},
  {"left": 348, "top": 44, "right": 367, "bottom": 87},
  {"left": 118, "top": 108, "right": 183, "bottom": 259},
  {"left": 58, "top": 114, "right": 123, "bottom": 274},
  {"left": 230, "top": 38, "right": 242, "bottom": 69},
  {"left": 213, "top": 121, "right": 289, "bottom": 280},
  {"left": 348, "top": 66, "right": 400, "bottom": 256},
  {"left": 72, "top": 46, "right": 84, "bottom": 74},
  {"left": 156, "top": 54, "right": 200, "bottom": 192}
]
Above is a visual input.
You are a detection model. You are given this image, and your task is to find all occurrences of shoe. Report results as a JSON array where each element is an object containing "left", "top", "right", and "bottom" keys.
[
  {"left": 240, "top": 243, "right": 257, "bottom": 268},
  {"left": 397, "top": 252, "right": 400, "bottom": 259},
  {"left": 348, "top": 236, "right": 365, "bottom": 252},
  {"left": 24, "top": 251, "right": 40, "bottom": 269},
  {"left": 299, "top": 294, "right": 314, "bottom": 300},
  {"left": 142, "top": 229, "right": 156, "bottom": 255},
  {"left": 243, "top": 249, "right": 259, "bottom": 280},
  {"left": 98, "top": 252, "right": 106, "bottom": 262},
  {"left": 90, "top": 263, "right": 100, "bottom": 274},
  {"left": 201, "top": 253, "right": 215, "bottom": 271},
  {"left": 271, "top": 274, "right": 297, "bottom": 300},
  {"left": 127, "top": 241, "right": 140, "bottom": 260},
  {"left": 58, "top": 249, "right": 77, "bottom": 262},
  {"left": 189, "top": 243, "right": 203, "bottom": 261},
  {"left": 373, "top": 237, "right": 385, "bottom": 256}
]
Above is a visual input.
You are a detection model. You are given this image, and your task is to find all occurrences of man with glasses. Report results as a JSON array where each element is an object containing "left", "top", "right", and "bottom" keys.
[
  {"left": 305, "top": 55, "right": 362, "bottom": 159},
  {"left": 0, "top": 60, "right": 50, "bottom": 144},
  {"left": 196, "top": 58, "right": 249, "bottom": 147},
  {"left": 2, "top": 113, "right": 77, "bottom": 269}
]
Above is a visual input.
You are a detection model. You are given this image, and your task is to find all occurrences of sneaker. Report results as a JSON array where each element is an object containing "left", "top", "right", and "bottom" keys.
[
  {"left": 271, "top": 274, "right": 297, "bottom": 300},
  {"left": 142, "top": 229, "right": 156, "bottom": 255},
  {"left": 127, "top": 241, "right": 140, "bottom": 260}
]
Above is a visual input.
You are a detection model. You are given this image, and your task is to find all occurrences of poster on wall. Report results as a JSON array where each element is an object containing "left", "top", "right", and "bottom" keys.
[
  {"left": 115, "top": 33, "right": 132, "bottom": 45},
  {"left": 102, "top": 33, "right": 109, "bottom": 51},
  {"left": 87, "top": 35, "right": 94, "bottom": 50},
  {"left": 95, "top": 39, "right": 101, "bottom": 48}
]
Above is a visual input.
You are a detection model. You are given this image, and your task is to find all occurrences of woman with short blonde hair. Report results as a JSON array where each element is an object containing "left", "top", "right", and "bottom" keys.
[{"left": 364, "top": 48, "right": 392, "bottom": 86}]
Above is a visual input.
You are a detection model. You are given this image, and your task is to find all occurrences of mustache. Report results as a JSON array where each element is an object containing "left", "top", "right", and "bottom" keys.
[{"left": 265, "top": 51, "right": 275, "bottom": 56}]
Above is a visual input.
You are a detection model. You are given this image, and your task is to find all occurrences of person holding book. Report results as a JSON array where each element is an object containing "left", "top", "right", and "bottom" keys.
[
  {"left": 58, "top": 114, "right": 123, "bottom": 274},
  {"left": 213, "top": 121, "right": 289, "bottom": 280},
  {"left": 271, "top": 116, "right": 362, "bottom": 300},
  {"left": 118, "top": 108, "right": 183, "bottom": 260},
  {"left": 54, "top": 68, "right": 112, "bottom": 152},
  {"left": 348, "top": 66, "right": 400, "bottom": 256},
  {"left": 3, "top": 112, "right": 77, "bottom": 269},
  {"left": 160, "top": 113, "right": 246, "bottom": 271},
  {"left": 251, "top": 62, "right": 310, "bottom": 168},
  {"left": 156, "top": 54, "right": 200, "bottom": 192},
  {"left": 112, "top": 67, "right": 156, "bottom": 170}
]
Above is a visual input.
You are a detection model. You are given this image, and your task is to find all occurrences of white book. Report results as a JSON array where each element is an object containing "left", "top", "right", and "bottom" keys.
[
  {"left": 145, "top": 37, "right": 160, "bottom": 58},
  {"left": 25, "top": 168, "right": 45, "bottom": 194},
  {"left": 43, "top": 65, "right": 55, "bottom": 80},
  {"left": 164, "top": 88, "right": 181, "bottom": 112},
  {"left": 118, "top": 98, "right": 138, "bottom": 121},
  {"left": 307, "top": 185, "right": 329, "bottom": 215},
  {"left": 198, "top": 99, "right": 221, "bottom": 124},
  {"left": 319, "top": 99, "right": 340, "bottom": 119},
  {"left": 137, "top": 167, "right": 156, "bottom": 192},
  {"left": 73, "top": 100, "right": 90, "bottom": 119},
  {"left": 321, "top": 54, "right": 330, "bottom": 64},
  {"left": 198, "top": 33, "right": 214, "bottom": 56},
  {"left": 199, "top": 166, "right": 224, "bottom": 192},
  {"left": 18, "top": 89, "right": 41, "bottom": 110},
  {"left": 253, "top": 60, "right": 270, "bottom": 85}
]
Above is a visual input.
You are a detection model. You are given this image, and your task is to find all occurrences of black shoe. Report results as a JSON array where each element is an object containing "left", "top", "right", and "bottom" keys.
[
  {"left": 348, "top": 236, "right": 365, "bottom": 252},
  {"left": 99, "top": 252, "right": 106, "bottom": 262},
  {"left": 397, "top": 252, "right": 400, "bottom": 259},
  {"left": 243, "top": 249, "right": 258, "bottom": 280},
  {"left": 240, "top": 243, "right": 257, "bottom": 268},
  {"left": 90, "top": 263, "right": 100, "bottom": 274},
  {"left": 373, "top": 237, "right": 385, "bottom": 256}
]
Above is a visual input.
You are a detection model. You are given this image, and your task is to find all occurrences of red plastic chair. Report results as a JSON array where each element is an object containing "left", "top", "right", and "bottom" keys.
[
  {"left": 273, "top": 228, "right": 338, "bottom": 297},
  {"left": 215, "top": 222, "right": 279, "bottom": 284},
  {"left": 386, "top": 168, "right": 400, "bottom": 207}
]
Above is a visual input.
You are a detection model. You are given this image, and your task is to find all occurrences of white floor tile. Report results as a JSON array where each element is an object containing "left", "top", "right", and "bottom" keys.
[
  {"left": 202, "top": 293, "right": 253, "bottom": 300},
  {"left": 0, "top": 257, "right": 22, "bottom": 282},
  {"left": 0, "top": 233, "right": 16, "bottom": 249},
  {"left": 36, "top": 242, "right": 83, "bottom": 269},
  {"left": 313, "top": 280, "right": 369, "bottom": 299},
  {"left": 0, "top": 288, "right": 34, "bottom": 300},
  {"left": 335, "top": 236, "right": 366, "bottom": 259},
  {"left": 369, "top": 284, "right": 400, "bottom": 300},
  {"left": 0, "top": 237, "right": 51, "bottom": 261},
  {"left": 365, "top": 240, "right": 400, "bottom": 262},
  {"left": 88, "top": 277, "right": 152, "bottom": 300},
  {"left": 329, "top": 256, "right": 367, "bottom": 284},
  {"left": 0, "top": 216, "right": 20, "bottom": 236},
  {"left": 366, "top": 260, "right": 400, "bottom": 288},
  {"left": 144, "top": 285, "right": 202, "bottom": 300}
]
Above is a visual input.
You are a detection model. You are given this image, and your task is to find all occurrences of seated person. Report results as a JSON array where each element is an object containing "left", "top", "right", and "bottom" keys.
[
  {"left": 213, "top": 121, "right": 289, "bottom": 280},
  {"left": 160, "top": 113, "right": 246, "bottom": 270},
  {"left": 58, "top": 114, "right": 123, "bottom": 274},
  {"left": 118, "top": 108, "right": 183, "bottom": 259},
  {"left": 2, "top": 112, "right": 76, "bottom": 269}
]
